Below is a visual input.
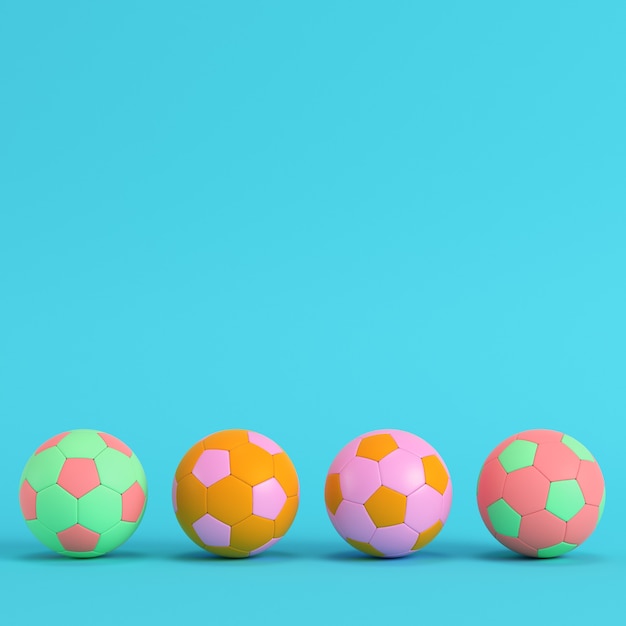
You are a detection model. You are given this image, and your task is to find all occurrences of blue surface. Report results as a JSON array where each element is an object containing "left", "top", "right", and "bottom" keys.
[{"left": 1, "top": 1, "right": 624, "bottom": 622}]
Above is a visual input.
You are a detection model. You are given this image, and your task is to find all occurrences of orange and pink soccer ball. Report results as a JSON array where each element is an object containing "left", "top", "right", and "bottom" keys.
[
  {"left": 477, "top": 429, "right": 605, "bottom": 557},
  {"left": 19, "top": 429, "right": 147, "bottom": 557},
  {"left": 172, "top": 429, "right": 299, "bottom": 557},
  {"left": 324, "top": 429, "right": 452, "bottom": 557}
]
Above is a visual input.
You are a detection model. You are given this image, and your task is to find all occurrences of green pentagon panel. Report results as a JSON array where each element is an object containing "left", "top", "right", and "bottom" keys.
[
  {"left": 21, "top": 447, "right": 66, "bottom": 491},
  {"left": 96, "top": 521, "right": 138, "bottom": 554},
  {"left": 599, "top": 489, "right": 606, "bottom": 521},
  {"left": 95, "top": 448, "right": 137, "bottom": 493},
  {"left": 546, "top": 480, "right": 585, "bottom": 521},
  {"left": 129, "top": 454, "right": 148, "bottom": 494},
  {"left": 78, "top": 485, "right": 122, "bottom": 534},
  {"left": 537, "top": 542, "right": 577, "bottom": 558},
  {"left": 487, "top": 499, "right": 521, "bottom": 537},
  {"left": 57, "top": 430, "right": 107, "bottom": 459},
  {"left": 561, "top": 434, "right": 595, "bottom": 462},
  {"left": 26, "top": 519, "right": 65, "bottom": 553},
  {"left": 36, "top": 485, "right": 77, "bottom": 532},
  {"left": 498, "top": 440, "right": 538, "bottom": 473}
]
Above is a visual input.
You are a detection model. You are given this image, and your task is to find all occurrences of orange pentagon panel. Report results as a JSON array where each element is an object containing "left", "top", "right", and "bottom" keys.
[
  {"left": 231, "top": 515, "right": 275, "bottom": 552},
  {"left": 412, "top": 520, "right": 443, "bottom": 551},
  {"left": 325, "top": 473, "right": 343, "bottom": 515},
  {"left": 175, "top": 441, "right": 205, "bottom": 481},
  {"left": 206, "top": 475, "right": 252, "bottom": 525},
  {"left": 346, "top": 538, "right": 385, "bottom": 557},
  {"left": 273, "top": 452, "right": 299, "bottom": 497},
  {"left": 230, "top": 443, "right": 274, "bottom": 486},
  {"left": 207, "top": 545, "right": 250, "bottom": 558},
  {"left": 423, "top": 455, "right": 449, "bottom": 495},
  {"left": 357, "top": 434, "right": 398, "bottom": 461},
  {"left": 203, "top": 429, "right": 249, "bottom": 451},
  {"left": 365, "top": 486, "right": 406, "bottom": 527}
]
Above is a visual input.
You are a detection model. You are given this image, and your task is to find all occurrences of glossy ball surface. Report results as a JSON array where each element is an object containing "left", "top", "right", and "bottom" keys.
[
  {"left": 19, "top": 429, "right": 148, "bottom": 557},
  {"left": 324, "top": 429, "right": 452, "bottom": 557},
  {"left": 172, "top": 429, "right": 299, "bottom": 557},
  {"left": 477, "top": 429, "right": 605, "bottom": 557}
]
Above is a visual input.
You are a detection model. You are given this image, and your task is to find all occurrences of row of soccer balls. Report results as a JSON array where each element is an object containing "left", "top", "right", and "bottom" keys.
[{"left": 19, "top": 428, "right": 605, "bottom": 559}]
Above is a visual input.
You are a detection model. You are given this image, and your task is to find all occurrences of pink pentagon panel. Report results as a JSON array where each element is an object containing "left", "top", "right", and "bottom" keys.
[
  {"left": 484, "top": 434, "right": 518, "bottom": 464},
  {"left": 328, "top": 437, "right": 362, "bottom": 474},
  {"left": 515, "top": 429, "right": 563, "bottom": 444},
  {"left": 250, "top": 537, "right": 280, "bottom": 556},
  {"left": 379, "top": 449, "right": 425, "bottom": 496},
  {"left": 405, "top": 484, "right": 442, "bottom": 533},
  {"left": 370, "top": 524, "right": 419, "bottom": 557},
  {"left": 576, "top": 461, "right": 605, "bottom": 506},
  {"left": 564, "top": 504, "right": 599, "bottom": 544},
  {"left": 495, "top": 534, "right": 538, "bottom": 557},
  {"left": 192, "top": 513, "right": 230, "bottom": 547},
  {"left": 383, "top": 430, "right": 437, "bottom": 458},
  {"left": 97, "top": 432, "right": 132, "bottom": 457},
  {"left": 518, "top": 509, "right": 566, "bottom": 549},
  {"left": 440, "top": 481, "right": 453, "bottom": 524},
  {"left": 19, "top": 480, "right": 38, "bottom": 520},
  {"left": 192, "top": 449, "right": 230, "bottom": 488},
  {"left": 171, "top": 480, "right": 178, "bottom": 513},
  {"left": 57, "top": 524, "right": 100, "bottom": 552},
  {"left": 35, "top": 432, "right": 69, "bottom": 455},
  {"left": 58, "top": 458, "right": 100, "bottom": 498},
  {"left": 534, "top": 442, "right": 581, "bottom": 481},
  {"left": 252, "top": 478, "right": 287, "bottom": 520},
  {"left": 503, "top": 466, "right": 550, "bottom": 515},
  {"left": 248, "top": 431, "right": 283, "bottom": 455},
  {"left": 477, "top": 458, "right": 507, "bottom": 510},
  {"left": 121, "top": 482, "right": 146, "bottom": 522},
  {"left": 332, "top": 500, "right": 376, "bottom": 543},
  {"left": 339, "top": 457, "right": 381, "bottom": 504}
]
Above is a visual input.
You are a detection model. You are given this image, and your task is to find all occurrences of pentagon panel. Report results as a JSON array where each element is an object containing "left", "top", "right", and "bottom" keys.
[
  {"left": 356, "top": 433, "right": 398, "bottom": 461},
  {"left": 364, "top": 486, "right": 406, "bottom": 527},
  {"left": 545, "top": 479, "right": 585, "bottom": 521},
  {"left": 498, "top": 440, "right": 537, "bottom": 473}
]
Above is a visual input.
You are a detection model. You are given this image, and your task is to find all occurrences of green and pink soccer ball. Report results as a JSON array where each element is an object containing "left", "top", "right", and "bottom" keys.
[
  {"left": 19, "top": 429, "right": 147, "bottom": 558},
  {"left": 477, "top": 429, "right": 605, "bottom": 558}
]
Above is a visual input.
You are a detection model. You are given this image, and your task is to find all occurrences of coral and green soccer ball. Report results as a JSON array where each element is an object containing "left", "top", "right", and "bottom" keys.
[
  {"left": 477, "top": 429, "right": 605, "bottom": 558},
  {"left": 19, "top": 429, "right": 148, "bottom": 558}
]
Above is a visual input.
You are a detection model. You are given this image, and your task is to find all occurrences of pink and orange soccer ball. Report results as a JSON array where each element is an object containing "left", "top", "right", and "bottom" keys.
[
  {"left": 325, "top": 429, "right": 452, "bottom": 557},
  {"left": 477, "top": 429, "right": 605, "bottom": 558},
  {"left": 19, "top": 429, "right": 147, "bottom": 557},
  {"left": 172, "top": 429, "right": 299, "bottom": 557}
]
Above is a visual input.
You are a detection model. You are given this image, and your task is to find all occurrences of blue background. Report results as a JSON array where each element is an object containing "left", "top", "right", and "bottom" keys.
[{"left": 1, "top": 1, "right": 624, "bottom": 622}]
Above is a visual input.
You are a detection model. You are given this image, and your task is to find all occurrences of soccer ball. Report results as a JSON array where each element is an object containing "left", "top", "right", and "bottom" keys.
[
  {"left": 172, "top": 429, "right": 299, "bottom": 557},
  {"left": 324, "top": 429, "right": 452, "bottom": 557},
  {"left": 19, "top": 429, "right": 148, "bottom": 558},
  {"left": 477, "top": 429, "right": 605, "bottom": 557}
]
